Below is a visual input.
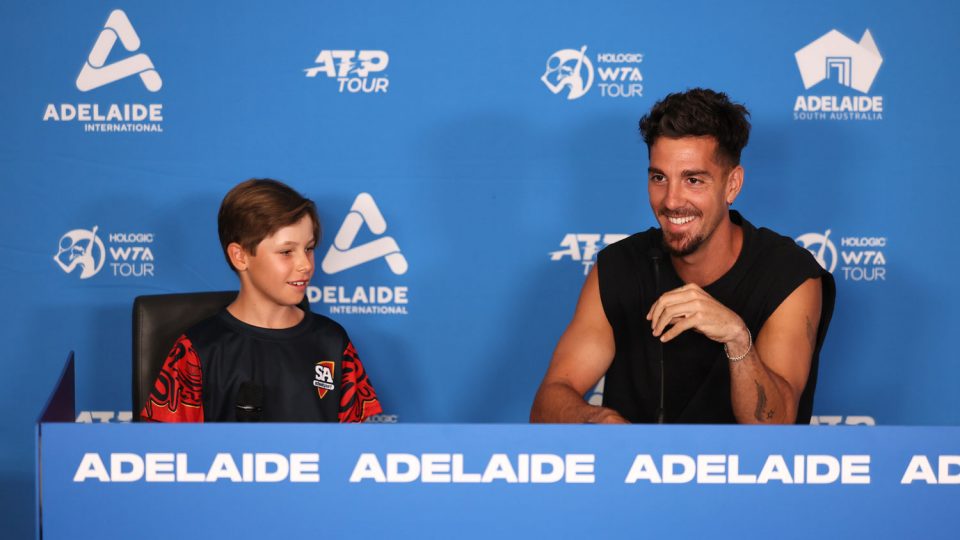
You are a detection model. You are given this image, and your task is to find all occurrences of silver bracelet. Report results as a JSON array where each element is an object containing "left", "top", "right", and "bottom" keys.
[{"left": 724, "top": 328, "right": 752, "bottom": 362}]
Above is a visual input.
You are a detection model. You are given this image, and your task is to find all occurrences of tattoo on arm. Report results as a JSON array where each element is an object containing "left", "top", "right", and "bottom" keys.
[
  {"left": 754, "top": 379, "right": 774, "bottom": 421},
  {"left": 805, "top": 315, "right": 817, "bottom": 349}
]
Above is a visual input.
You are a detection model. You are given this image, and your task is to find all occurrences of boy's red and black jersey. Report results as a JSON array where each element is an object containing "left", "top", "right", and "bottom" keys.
[{"left": 141, "top": 309, "right": 382, "bottom": 423}]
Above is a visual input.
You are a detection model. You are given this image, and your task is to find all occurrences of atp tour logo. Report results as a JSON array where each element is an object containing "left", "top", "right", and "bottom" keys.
[
  {"left": 796, "top": 229, "right": 887, "bottom": 282},
  {"left": 549, "top": 233, "right": 628, "bottom": 275},
  {"left": 541, "top": 46, "right": 644, "bottom": 100},
  {"left": 54, "top": 227, "right": 157, "bottom": 280},
  {"left": 314, "top": 361, "right": 335, "bottom": 399},
  {"left": 76, "top": 411, "right": 133, "bottom": 423},
  {"left": 304, "top": 50, "right": 390, "bottom": 94},
  {"left": 793, "top": 29, "right": 883, "bottom": 121},
  {"left": 308, "top": 193, "right": 409, "bottom": 315},
  {"left": 42, "top": 9, "right": 164, "bottom": 133}
]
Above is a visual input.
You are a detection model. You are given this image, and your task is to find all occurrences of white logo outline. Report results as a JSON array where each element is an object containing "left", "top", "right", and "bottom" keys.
[
  {"left": 795, "top": 29, "right": 882, "bottom": 94},
  {"left": 321, "top": 193, "right": 408, "bottom": 275},
  {"left": 76, "top": 9, "right": 162, "bottom": 92},
  {"left": 541, "top": 46, "right": 594, "bottom": 100},
  {"left": 304, "top": 50, "right": 389, "bottom": 78},
  {"left": 796, "top": 230, "right": 837, "bottom": 273},
  {"left": 54, "top": 226, "right": 106, "bottom": 279}
]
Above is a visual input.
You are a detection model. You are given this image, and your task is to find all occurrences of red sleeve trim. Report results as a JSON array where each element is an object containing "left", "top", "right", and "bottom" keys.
[
  {"left": 140, "top": 335, "right": 204, "bottom": 423},
  {"left": 338, "top": 342, "right": 382, "bottom": 423}
]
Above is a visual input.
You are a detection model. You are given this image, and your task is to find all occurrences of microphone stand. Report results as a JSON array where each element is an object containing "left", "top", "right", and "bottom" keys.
[{"left": 650, "top": 248, "right": 666, "bottom": 424}]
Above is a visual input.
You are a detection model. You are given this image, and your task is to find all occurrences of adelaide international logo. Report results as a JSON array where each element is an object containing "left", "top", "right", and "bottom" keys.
[
  {"left": 43, "top": 9, "right": 164, "bottom": 133},
  {"left": 75, "top": 9, "right": 162, "bottom": 92},
  {"left": 322, "top": 193, "right": 408, "bottom": 275},
  {"left": 309, "top": 193, "right": 409, "bottom": 316}
]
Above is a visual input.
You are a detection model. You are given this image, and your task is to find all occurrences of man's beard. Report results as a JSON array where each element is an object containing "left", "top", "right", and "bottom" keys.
[
  {"left": 661, "top": 230, "right": 705, "bottom": 257},
  {"left": 659, "top": 208, "right": 705, "bottom": 256}
]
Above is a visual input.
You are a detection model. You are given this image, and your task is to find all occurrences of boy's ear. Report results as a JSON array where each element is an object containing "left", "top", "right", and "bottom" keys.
[{"left": 227, "top": 242, "right": 248, "bottom": 272}]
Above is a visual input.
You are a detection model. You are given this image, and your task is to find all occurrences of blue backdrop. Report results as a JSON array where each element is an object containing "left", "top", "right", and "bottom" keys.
[{"left": 3, "top": 1, "right": 960, "bottom": 537}]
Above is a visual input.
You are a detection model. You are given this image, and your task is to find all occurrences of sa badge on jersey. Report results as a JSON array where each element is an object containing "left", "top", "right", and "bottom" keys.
[{"left": 313, "top": 361, "right": 336, "bottom": 398}]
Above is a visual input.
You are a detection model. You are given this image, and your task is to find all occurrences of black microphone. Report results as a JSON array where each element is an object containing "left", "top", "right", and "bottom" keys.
[
  {"left": 235, "top": 382, "right": 263, "bottom": 422},
  {"left": 648, "top": 246, "right": 666, "bottom": 424}
]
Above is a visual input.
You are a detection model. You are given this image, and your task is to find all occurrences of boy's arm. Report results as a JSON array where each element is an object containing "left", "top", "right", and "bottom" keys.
[
  {"left": 140, "top": 335, "right": 205, "bottom": 422},
  {"left": 337, "top": 342, "right": 382, "bottom": 423}
]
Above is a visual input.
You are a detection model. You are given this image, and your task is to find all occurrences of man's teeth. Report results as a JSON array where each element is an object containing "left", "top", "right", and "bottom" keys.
[
  {"left": 289, "top": 281, "right": 307, "bottom": 286},
  {"left": 667, "top": 216, "right": 695, "bottom": 225}
]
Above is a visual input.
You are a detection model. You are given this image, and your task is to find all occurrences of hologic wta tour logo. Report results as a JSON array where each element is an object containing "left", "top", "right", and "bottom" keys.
[
  {"left": 304, "top": 50, "right": 390, "bottom": 94},
  {"left": 54, "top": 227, "right": 157, "bottom": 280},
  {"left": 795, "top": 229, "right": 887, "bottom": 282},
  {"left": 54, "top": 227, "right": 106, "bottom": 279},
  {"left": 308, "top": 193, "right": 409, "bottom": 315},
  {"left": 43, "top": 9, "right": 164, "bottom": 133},
  {"left": 793, "top": 29, "right": 883, "bottom": 121},
  {"left": 541, "top": 46, "right": 644, "bottom": 100}
]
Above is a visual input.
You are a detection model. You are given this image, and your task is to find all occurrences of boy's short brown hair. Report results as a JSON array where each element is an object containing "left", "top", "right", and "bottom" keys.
[{"left": 218, "top": 179, "right": 321, "bottom": 271}]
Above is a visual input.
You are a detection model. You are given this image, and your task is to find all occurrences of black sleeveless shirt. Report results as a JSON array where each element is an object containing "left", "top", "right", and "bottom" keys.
[{"left": 597, "top": 211, "right": 835, "bottom": 424}]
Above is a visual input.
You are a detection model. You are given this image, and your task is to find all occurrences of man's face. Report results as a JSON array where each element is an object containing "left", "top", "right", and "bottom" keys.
[
  {"left": 647, "top": 136, "right": 742, "bottom": 257},
  {"left": 241, "top": 215, "right": 316, "bottom": 307}
]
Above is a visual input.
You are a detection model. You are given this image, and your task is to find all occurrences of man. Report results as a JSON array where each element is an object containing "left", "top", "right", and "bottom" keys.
[{"left": 531, "top": 89, "right": 834, "bottom": 424}]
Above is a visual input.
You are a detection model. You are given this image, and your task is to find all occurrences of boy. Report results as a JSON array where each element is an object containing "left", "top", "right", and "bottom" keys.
[{"left": 141, "top": 179, "right": 382, "bottom": 422}]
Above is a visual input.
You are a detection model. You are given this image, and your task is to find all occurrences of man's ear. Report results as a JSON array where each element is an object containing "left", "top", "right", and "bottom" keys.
[
  {"left": 227, "top": 242, "right": 248, "bottom": 272},
  {"left": 725, "top": 165, "right": 744, "bottom": 205}
]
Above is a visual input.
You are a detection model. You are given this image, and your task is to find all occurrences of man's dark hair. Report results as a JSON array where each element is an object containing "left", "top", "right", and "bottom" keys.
[{"left": 639, "top": 88, "right": 751, "bottom": 167}]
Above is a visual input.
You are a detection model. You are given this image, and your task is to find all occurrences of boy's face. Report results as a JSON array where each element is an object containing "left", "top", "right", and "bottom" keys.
[{"left": 240, "top": 215, "right": 316, "bottom": 307}]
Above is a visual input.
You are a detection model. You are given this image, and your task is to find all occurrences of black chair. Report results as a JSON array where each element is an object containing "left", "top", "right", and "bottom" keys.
[{"left": 131, "top": 291, "right": 237, "bottom": 421}]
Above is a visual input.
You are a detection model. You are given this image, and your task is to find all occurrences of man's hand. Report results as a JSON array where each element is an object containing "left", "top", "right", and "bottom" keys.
[
  {"left": 646, "top": 283, "right": 750, "bottom": 355},
  {"left": 530, "top": 266, "right": 625, "bottom": 424},
  {"left": 585, "top": 406, "right": 629, "bottom": 424},
  {"left": 645, "top": 279, "right": 822, "bottom": 424}
]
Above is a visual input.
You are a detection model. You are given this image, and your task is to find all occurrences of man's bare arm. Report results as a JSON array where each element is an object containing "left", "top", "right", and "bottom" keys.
[
  {"left": 726, "top": 277, "right": 822, "bottom": 424},
  {"left": 648, "top": 277, "right": 822, "bottom": 424},
  {"left": 530, "top": 266, "right": 627, "bottom": 424}
]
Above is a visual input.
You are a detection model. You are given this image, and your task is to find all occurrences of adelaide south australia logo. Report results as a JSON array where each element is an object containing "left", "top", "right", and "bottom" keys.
[
  {"left": 43, "top": 9, "right": 164, "bottom": 133},
  {"left": 793, "top": 29, "right": 883, "bottom": 121},
  {"left": 541, "top": 46, "right": 644, "bottom": 100},
  {"left": 307, "top": 193, "right": 409, "bottom": 315}
]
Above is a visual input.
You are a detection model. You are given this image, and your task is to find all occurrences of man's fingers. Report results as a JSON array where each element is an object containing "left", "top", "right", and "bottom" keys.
[
  {"left": 652, "top": 303, "right": 690, "bottom": 336},
  {"left": 647, "top": 287, "right": 701, "bottom": 321},
  {"left": 660, "top": 316, "right": 698, "bottom": 342}
]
